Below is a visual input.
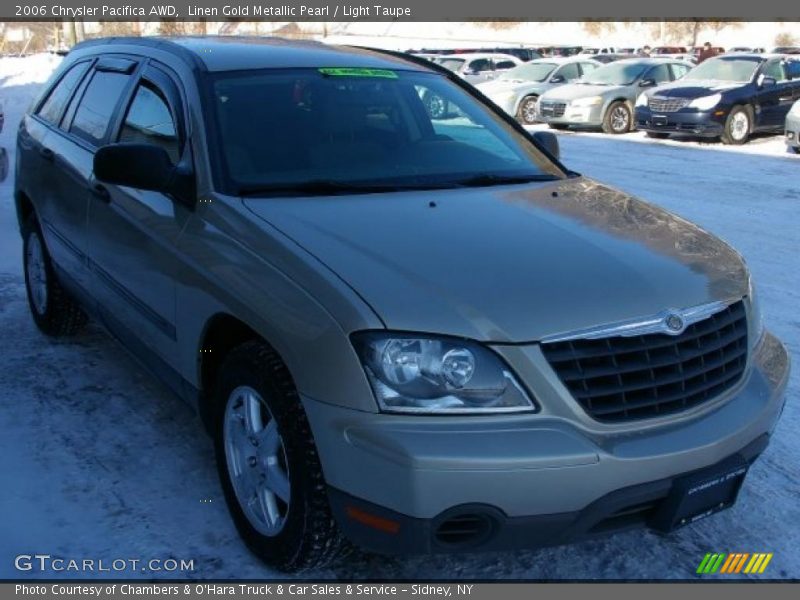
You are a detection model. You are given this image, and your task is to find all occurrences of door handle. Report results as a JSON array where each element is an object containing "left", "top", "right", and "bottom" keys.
[
  {"left": 91, "top": 183, "right": 111, "bottom": 202},
  {"left": 39, "top": 147, "right": 54, "bottom": 161}
]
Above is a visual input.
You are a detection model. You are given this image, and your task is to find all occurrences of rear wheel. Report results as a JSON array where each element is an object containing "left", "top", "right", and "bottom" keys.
[
  {"left": 516, "top": 95, "right": 539, "bottom": 125},
  {"left": 721, "top": 106, "right": 751, "bottom": 145},
  {"left": 22, "top": 216, "right": 88, "bottom": 336},
  {"left": 214, "top": 341, "right": 350, "bottom": 572},
  {"left": 603, "top": 101, "right": 632, "bottom": 134}
]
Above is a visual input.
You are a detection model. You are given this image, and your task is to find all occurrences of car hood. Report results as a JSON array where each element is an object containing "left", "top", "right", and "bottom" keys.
[
  {"left": 649, "top": 80, "right": 745, "bottom": 98},
  {"left": 542, "top": 83, "right": 628, "bottom": 101},
  {"left": 478, "top": 79, "right": 548, "bottom": 95},
  {"left": 244, "top": 177, "right": 748, "bottom": 343}
]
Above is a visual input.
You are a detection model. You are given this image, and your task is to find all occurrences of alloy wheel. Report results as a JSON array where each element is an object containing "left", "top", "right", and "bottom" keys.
[
  {"left": 26, "top": 232, "right": 48, "bottom": 315},
  {"left": 224, "top": 385, "right": 291, "bottom": 537}
]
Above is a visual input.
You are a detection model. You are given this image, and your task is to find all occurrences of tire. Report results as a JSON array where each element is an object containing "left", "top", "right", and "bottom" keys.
[
  {"left": 646, "top": 131, "right": 669, "bottom": 139},
  {"left": 602, "top": 101, "right": 632, "bottom": 134},
  {"left": 721, "top": 105, "right": 751, "bottom": 145},
  {"left": 22, "top": 216, "right": 88, "bottom": 336},
  {"left": 516, "top": 95, "right": 539, "bottom": 125},
  {"left": 423, "top": 91, "right": 447, "bottom": 119},
  {"left": 548, "top": 123, "right": 569, "bottom": 130},
  {"left": 214, "top": 341, "right": 350, "bottom": 572},
  {"left": 788, "top": 145, "right": 799, "bottom": 154}
]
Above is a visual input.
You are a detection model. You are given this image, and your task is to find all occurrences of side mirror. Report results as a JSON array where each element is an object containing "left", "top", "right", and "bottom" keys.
[
  {"left": 532, "top": 131, "right": 560, "bottom": 160},
  {"left": 94, "top": 143, "right": 195, "bottom": 207},
  {"left": 758, "top": 74, "right": 776, "bottom": 88},
  {"left": 639, "top": 78, "right": 656, "bottom": 87},
  {"left": 550, "top": 74, "right": 565, "bottom": 83}
]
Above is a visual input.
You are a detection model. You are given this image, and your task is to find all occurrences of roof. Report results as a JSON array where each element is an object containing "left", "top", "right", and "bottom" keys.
[
  {"left": 71, "top": 36, "right": 430, "bottom": 73},
  {"left": 436, "top": 52, "right": 520, "bottom": 61}
]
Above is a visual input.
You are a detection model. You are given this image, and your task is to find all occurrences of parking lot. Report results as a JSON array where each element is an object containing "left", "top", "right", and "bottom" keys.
[{"left": 0, "top": 54, "right": 797, "bottom": 579}]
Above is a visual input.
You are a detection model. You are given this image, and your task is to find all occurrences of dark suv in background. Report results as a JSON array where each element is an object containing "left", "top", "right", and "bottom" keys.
[{"left": 636, "top": 54, "right": 800, "bottom": 144}]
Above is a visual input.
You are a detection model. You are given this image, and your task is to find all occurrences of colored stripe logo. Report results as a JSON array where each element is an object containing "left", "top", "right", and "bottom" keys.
[{"left": 697, "top": 553, "right": 773, "bottom": 574}]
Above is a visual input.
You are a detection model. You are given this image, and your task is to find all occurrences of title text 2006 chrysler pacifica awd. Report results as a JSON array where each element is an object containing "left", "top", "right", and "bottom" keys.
[{"left": 15, "top": 37, "right": 789, "bottom": 572}]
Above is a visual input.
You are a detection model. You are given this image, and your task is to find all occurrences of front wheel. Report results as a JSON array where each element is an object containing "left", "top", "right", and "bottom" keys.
[
  {"left": 423, "top": 91, "right": 447, "bottom": 119},
  {"left": 721, "top": 106, "right": 751, "bottom": 145},
  {"left": 214, "top": 341, "right": 349, "bottom": 572},
  {"left": 516, "top": 95, "right": 539, "bottom": 125},
  {"left": 22, "top": 216, "right": 88, "bottom": 336},
  {"left": 602, "top": 101, "right": 632, "bottom": 134}
]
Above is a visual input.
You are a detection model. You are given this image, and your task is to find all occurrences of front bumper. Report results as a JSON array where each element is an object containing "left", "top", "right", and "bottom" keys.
[
  {"left": 537, "top": 101, "right": 605, "bottom": 128},
  {"left": 785, "top": 114, "right": 800, "bottom": 149},
  {"left": 636, "top": 106, "right": 726, "bottom": 137},
  {"left": 303, "top": 332, "right": 789, "bottom": 554}
]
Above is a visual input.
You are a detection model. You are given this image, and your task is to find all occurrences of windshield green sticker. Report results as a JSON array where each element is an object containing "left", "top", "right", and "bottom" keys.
[{"left": 318, "top": 67, "right": 398, "bottom": 79}]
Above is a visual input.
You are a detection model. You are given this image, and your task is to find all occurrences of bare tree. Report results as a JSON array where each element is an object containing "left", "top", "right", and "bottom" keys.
[
  {"left": 582, "top": 21, "right": 617, "bottom": 37},
  {"left": 157, "top": 21, "right": 187, "bottom": 36},
  {"left": 775, "top": 32, "right": 797, "bottom": 47}
]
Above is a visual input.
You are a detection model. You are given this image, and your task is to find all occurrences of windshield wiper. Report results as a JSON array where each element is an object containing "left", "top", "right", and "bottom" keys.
[
  {"left": 451, "top": 173, "right": 559, "bottom": 188},
  {"left": 240, "top": 180, "right": 403, "bottom": 197},
  {"left": 238, "top": 179, "right": 455, "bottom": 197}
]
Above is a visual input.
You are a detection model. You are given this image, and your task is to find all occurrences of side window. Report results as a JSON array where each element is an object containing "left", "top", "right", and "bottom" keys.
[
  {"left": 70, "top": 71, "right": 131, "bottom": 145},
  {"left": 468, "top": 59, "right": 493, "bottom": 73},
  {"left": 556, "top": 63, "right": 581, "bottom": 81},
  {"left": 580, "top": 62, "right": 599, "bottom": 76},
  {"left": 670, "top": 63, "right": 690, "bottom": 80},
  {"left": 119, "top": 83, "right": 180, "bottom": 164},
  {"left": 645, "top": 64, "right": 672, "bottom": 84},
  {"left": 762, "top": 61, "right": 786, "bottom": 82},
  {"left": 37, "top": 62, "right": 90, "bottom": 125},
  {"left": 494, "top": 60, "right": 517, "bottom": 70},
  {"left": 785, "top": 60, "right": 800, "bottom": 80}
]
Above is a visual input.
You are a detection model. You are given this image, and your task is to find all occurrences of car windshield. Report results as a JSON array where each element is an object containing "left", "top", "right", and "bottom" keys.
[
  {"left": 581, "top": 62, "right": 647, "bottom": 85},
  {"left": 499, "top": 62, "right": 556, "bottom": 82},
  {"left": 684, "top": 57, "right": 760, "bottom": 82},
  {"left": 207, "top": 68, "right": 563, "bottom": 195},
  {"left": 437, "top": 58, "right": 465, "bottom": 72}
]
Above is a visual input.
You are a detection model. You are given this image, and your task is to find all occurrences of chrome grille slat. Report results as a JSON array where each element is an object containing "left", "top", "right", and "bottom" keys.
[
  {"left": 648, "top": 97, "right": 691, "bottom": 113},
  {"left": 541, "top": 301, "right": 748, "bottom": 422}
]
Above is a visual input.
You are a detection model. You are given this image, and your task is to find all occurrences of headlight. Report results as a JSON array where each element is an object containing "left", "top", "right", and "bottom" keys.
[
  {"left": 490, "top": 90, "right": 517, "bottom": 105},
  {"left": 689, "top": 93, "right": 721, "bottom": 110},
  {"left": 635, "top": 93, "right": 649, "bottom": 107},
  {"left": 570, "top": 96, "right": 603, "bottom": 107},
  {"left": 352, "top": 333, "right": 536, "bottom": 414}
]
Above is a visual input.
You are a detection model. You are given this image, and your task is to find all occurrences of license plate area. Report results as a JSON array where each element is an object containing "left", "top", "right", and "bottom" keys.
[
  {"left": 650, "top": 455, "right": 748, "bottom": 533},
  {"left": 652, "top": 115, "right": 668, "bottom": 127}
]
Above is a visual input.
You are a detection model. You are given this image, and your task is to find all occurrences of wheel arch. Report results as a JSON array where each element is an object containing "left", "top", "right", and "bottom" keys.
[
  {"left": 196, "top": 312, "right": 297, "bottom": 434},
  {"left": 15, "top": 190, "right": 36, "bottom": 232}
]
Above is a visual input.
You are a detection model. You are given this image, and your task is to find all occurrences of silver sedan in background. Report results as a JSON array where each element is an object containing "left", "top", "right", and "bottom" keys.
[
  {"left": 476, "top": 57, "right": 601, "bottom": 124},
  {"left": 536, "top": 58, "right": 693, "bottom": 134},
  {"left": 435, "top": 52, "right": 523, "bottom": 85},
  {"left": 786, "top": 99, "right": 800, "bottom": 153}
]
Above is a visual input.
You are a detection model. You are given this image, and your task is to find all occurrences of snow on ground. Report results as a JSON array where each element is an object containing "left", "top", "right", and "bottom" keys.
[{"left": 0, "top": 55, "right": 798, "bottom": 580}]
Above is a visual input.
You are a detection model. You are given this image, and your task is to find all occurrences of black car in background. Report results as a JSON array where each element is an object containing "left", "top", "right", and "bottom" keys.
[{"left": 636, "top": 54, "right": 800, "bottom": 144}]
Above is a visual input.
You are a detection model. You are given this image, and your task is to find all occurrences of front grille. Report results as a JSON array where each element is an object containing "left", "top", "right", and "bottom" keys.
[
  {"left": 539, "top": 101, "right": 567, "bottom": 117},
  {"left": 648, "top": 97, "right": 690, "bottom": 113},
  {"left": 541, "top": 301, "right": 748, "bottom": 423}
]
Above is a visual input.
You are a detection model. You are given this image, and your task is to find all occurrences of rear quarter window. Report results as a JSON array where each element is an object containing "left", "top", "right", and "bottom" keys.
[{"left": 37, "top": 62, "right": 91, "bottom": 125}]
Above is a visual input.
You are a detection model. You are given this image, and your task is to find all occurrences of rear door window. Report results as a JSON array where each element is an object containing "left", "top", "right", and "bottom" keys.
[
  {"left": 70, "top": 70, "right": 131, "bottom": 145},
  {"left": 645, "top": 64, "right": 672, "bottom": 84},
  {"left": 37, "top": 62, "right": 91, "bottom": 126},
  {"left": 556, "top": 63, "right": 581, "bottom": 81},
  {"left": 670, "top": 63, "right": 691, "bottom": 80}
]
